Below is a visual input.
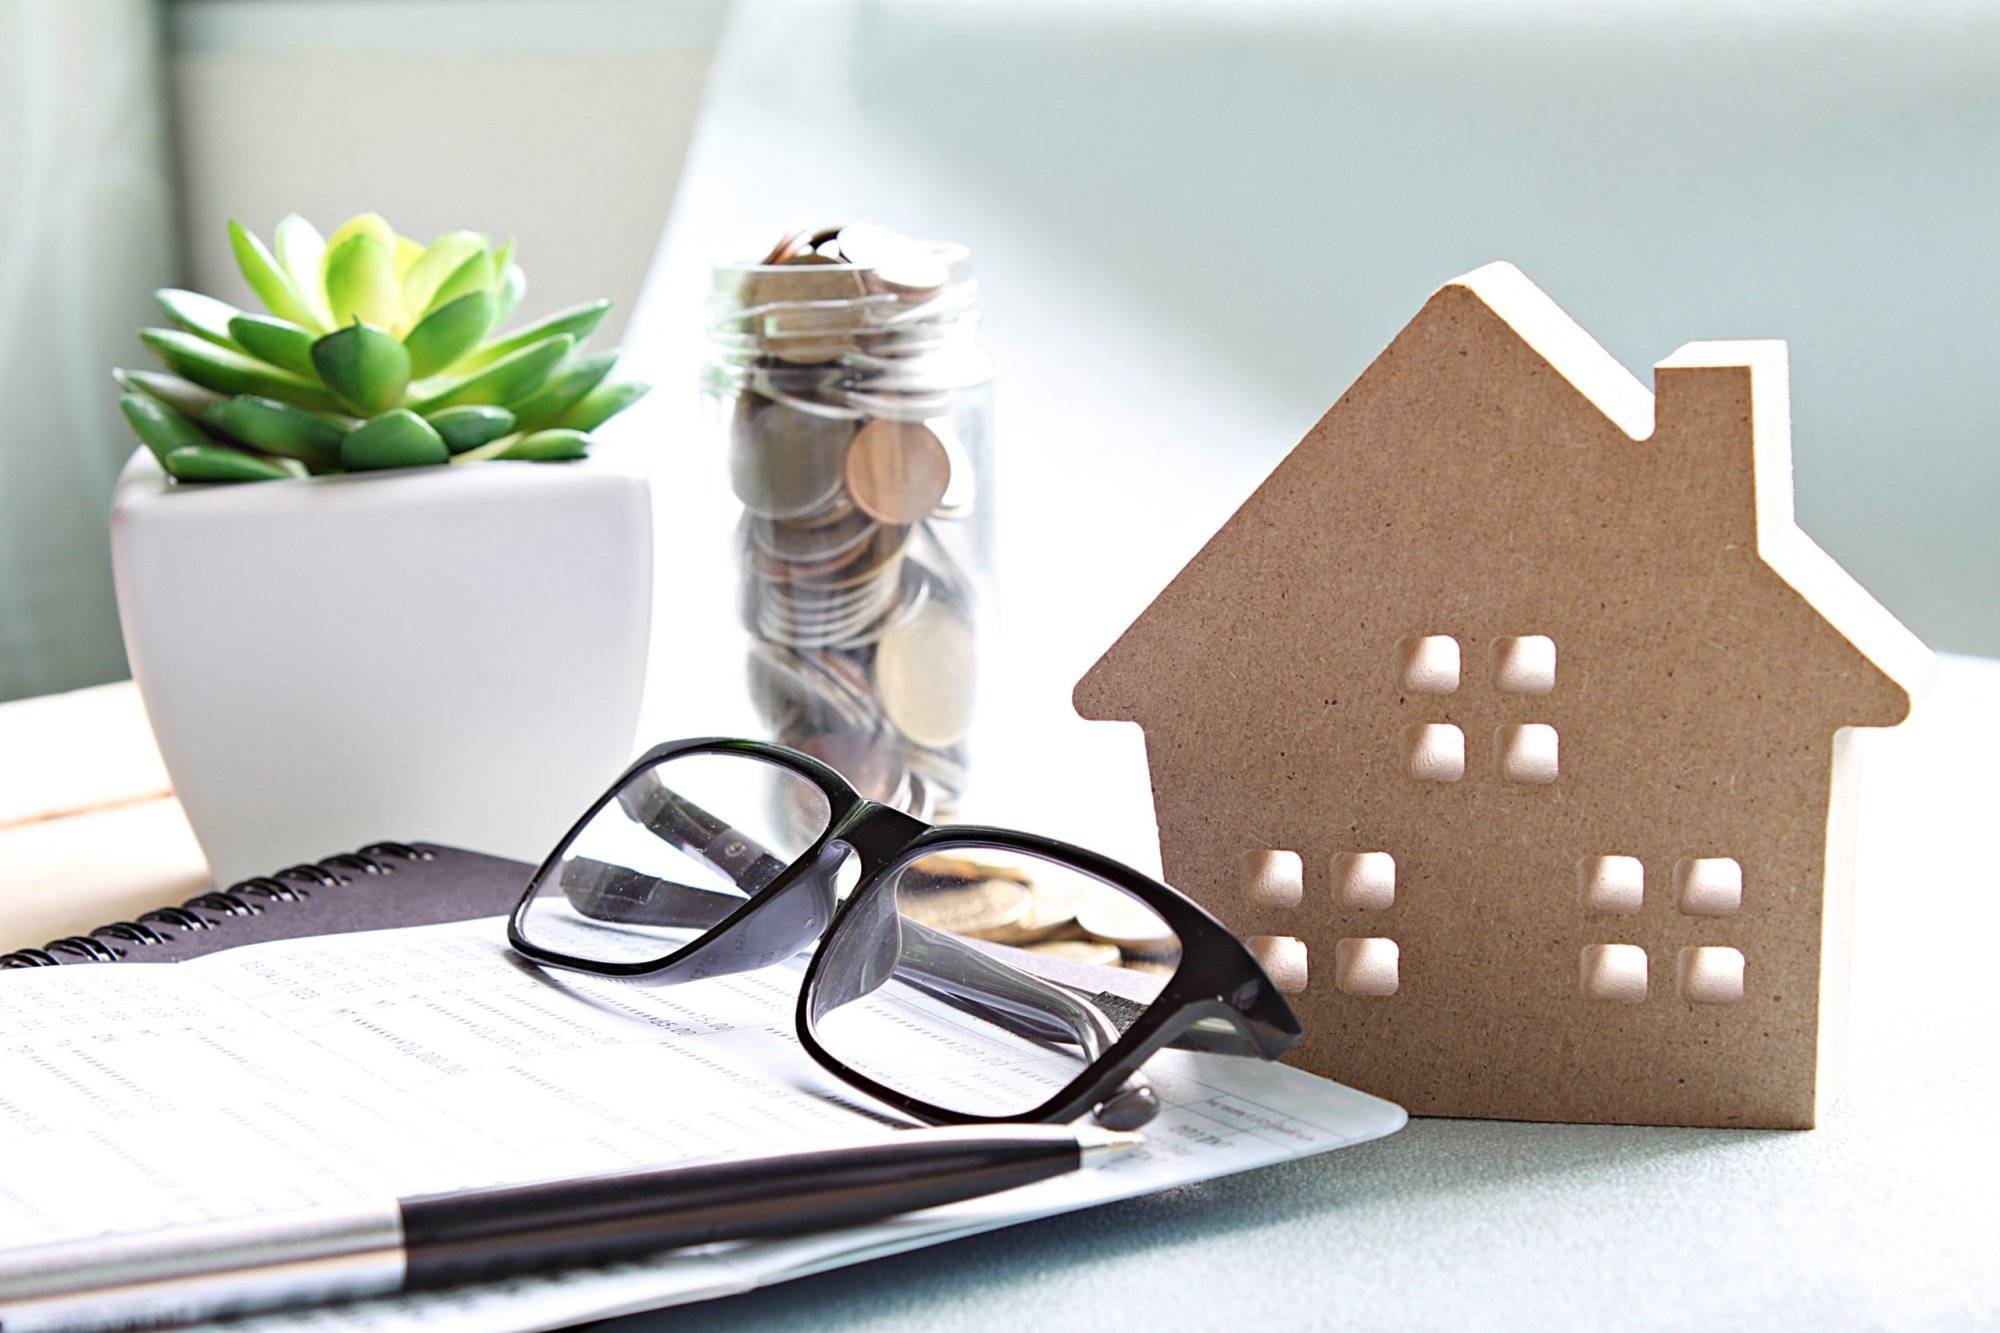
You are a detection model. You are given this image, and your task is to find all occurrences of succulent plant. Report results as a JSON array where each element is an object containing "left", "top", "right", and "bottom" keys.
[{"left": 115, "top": 214, "right": 649, "bottom": 484}]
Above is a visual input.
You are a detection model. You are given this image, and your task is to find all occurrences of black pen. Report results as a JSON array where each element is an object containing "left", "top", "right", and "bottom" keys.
[{"left": 0, "top": 1123, "right": 1139, "bottom": 1331}]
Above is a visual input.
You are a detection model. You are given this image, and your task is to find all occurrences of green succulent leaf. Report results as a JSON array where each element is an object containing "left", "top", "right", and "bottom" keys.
[
  {"left": 120, "top": 392, "right": 212, "bottom": 467},
  {"left": 140, "top": 330, "right": 343, "bottom": 413},
  {"left": 402, "top": 291, "right": 496, "bottom": 379},
  {"left": 227, "top": 314, "right": 319, "bottom": 378},
  {"left": 323, "top": 233, "right": 403, "bottom": 331},
  {"left": 494, "top": 262, "right": 527, "bottom": 327},
  {"left": 203, "top": 395, "right": 345, "bottom": 471},
  {"left": 115, "top": 368, "right": 225, "bottom": 421},
  {"left": 228, "top": 219, "right": 321, "bottom": 330},
  {"left": 425, "top": 248, "right": 497, "bottom": 317},
  {"left": 272, "top": 214, "right": 333, "bottom": 329},
  {"left": 340, "top": 408, "right": 449, "bottom": 471},
  {"left": 311, "top": 322, "right": 411, "bottom": 416},
  {"left": 155, "top": 289, "right": 243, "bottom": 349},
  {"left": 508, "top": 351, "right": 617, "bottom": 433},
  {"left": 498, "top": 428, "right": 591, "bottom": 461},
  {"left": 163, "top": 444, "right": 304, "bottom": 483},
  {"left": 326, "top": 212, "right": 395, "bottom": 255},
  {"left": 552, "top": 379, "right": 649, "bottom": 432},
  {"left": 457, "top": 300, "right": 611, "bottom": 374},
  {"left": 409, "top": 332, "right": 573, "bottom": 414},
  {"left": 401, "top": 231, "right": 488, "bottom": 317},
  {"left": 426, "top": 404, "right": 516, "bottom": 453}
]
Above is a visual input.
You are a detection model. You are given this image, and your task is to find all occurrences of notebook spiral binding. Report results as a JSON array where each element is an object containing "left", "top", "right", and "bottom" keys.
[{"left": 0, "top": 842, "right": 436, "bottom": 969}]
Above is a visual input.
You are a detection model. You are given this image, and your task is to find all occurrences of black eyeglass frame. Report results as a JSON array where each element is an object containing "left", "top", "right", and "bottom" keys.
[{"left": 507, "top": 737, "right": 1303, "bottom": 1127}]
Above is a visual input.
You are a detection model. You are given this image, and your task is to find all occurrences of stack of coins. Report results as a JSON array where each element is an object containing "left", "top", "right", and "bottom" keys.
[
  {"left": 714, "top": 225, "right": 990, "bottom": 819},
  {"left": 896, "top": 856, "right": 1183, "bottom": 977}
]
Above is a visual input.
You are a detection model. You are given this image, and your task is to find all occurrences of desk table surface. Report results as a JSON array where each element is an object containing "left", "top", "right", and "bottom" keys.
[
  {"left": 3, "top": 658, "right": 1994, "bottom": 1330},
  {"left": 603, "top": 657, "right": 2000, "bottom": 1331}
]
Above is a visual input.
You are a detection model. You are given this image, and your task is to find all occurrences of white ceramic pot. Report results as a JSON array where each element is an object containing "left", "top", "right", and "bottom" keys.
[{"left": 110, "top": 442, "right": 652, "bottom": 885}]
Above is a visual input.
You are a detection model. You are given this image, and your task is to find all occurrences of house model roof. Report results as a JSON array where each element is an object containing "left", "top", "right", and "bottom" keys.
[{"left": 1076, "top": 261, "right": 1935, "bottom": 727}]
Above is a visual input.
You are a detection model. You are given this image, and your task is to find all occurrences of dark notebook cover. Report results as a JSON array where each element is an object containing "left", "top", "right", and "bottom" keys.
[{"left": 1, "top": 842, "right": 537, "bottom": 969}]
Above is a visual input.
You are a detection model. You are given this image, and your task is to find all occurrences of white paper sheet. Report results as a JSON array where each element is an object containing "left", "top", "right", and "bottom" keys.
[{"left": 0, "top": 918, "right": 1404, "bottom": 1330}]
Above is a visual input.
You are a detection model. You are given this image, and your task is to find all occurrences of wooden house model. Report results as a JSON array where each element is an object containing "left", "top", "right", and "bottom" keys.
[{"left": 1074, "top": 263, "right": 1933, "bottom": 1128}]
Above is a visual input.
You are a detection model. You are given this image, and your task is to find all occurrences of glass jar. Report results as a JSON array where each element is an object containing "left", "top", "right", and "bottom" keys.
[{"left": 703, "top": 229, "right": 995, "bottom": 820}]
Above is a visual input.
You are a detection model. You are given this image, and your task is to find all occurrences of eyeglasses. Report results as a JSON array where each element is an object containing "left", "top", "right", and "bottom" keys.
[{"left": 507, "top": 738, "right": 1301, "bottom": 1128}]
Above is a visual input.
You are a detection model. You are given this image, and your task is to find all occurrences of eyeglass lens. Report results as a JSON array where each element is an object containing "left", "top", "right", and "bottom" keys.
[
  {"left": 518, "top": 751, "right": 1187, "bottom": 1120},
  {"left": 807, "top": 845, "right": 1183, "bottom": 1119},
  {"left": 516, "top": 751, "right": 833, "bottom": 964}
]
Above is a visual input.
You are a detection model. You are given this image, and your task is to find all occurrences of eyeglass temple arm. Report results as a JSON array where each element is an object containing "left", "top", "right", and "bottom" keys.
[
  {"left": 617, "top": 776, "right": 794, "bottom": 895},
  {"left": 564, "top": 853, "right": 1121, "bottom": 1055},
  {"left": 564, "top": 843, "right": 1262, "bottom": 1060},
  {"left": 605, "top": 769, "right": 1265, "bottom": 1056}
]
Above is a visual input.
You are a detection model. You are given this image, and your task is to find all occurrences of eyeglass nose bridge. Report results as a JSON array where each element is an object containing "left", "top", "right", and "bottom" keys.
[{"left": 823, "top": 800, "right": 931, "bottom": 872}]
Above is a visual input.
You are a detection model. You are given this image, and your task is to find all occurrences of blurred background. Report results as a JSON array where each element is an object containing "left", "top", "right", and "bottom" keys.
[{"left": 3, "top": 0, "right": 1993, "bottom": 744}]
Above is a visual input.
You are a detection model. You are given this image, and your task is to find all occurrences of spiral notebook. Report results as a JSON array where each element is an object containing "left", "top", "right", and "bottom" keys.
[
  {"left": 0, "top": 849, "right": 1406, "bottom": 1332},
  {"left": 0, "top": 841, "right": 535, "bottom": 969}
]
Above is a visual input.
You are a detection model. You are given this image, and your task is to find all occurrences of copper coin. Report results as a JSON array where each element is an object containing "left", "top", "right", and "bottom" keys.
[
  {"left": 760, "top": 229, "right": 814, "bottom": 265},
  {"left": 730, "top": 395, "right": 855, "bottom": 520},
  {"left": 845, "top": 420, "right": 951, "bottom": 523}
]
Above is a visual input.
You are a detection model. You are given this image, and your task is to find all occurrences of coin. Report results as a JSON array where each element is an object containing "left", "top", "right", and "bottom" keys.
[
  {"left": 844, "top": 419, "right": 951, "bottom": 524},
  {"left": 760, "top": 229, "right": 815, "bottom": 265},
  {"left": 730, "top": 394, "right": 855, "bottom": 519},
  {"left": 829, "top": 222, "right": 951, "bottom": 299},
  {"left": 748, "top": 508, "right": 875, "bottom": 564},
  {"left": 874, "top": 595, "right": 974, "bottom": 748},
  {"left": 790, "top": 726, "right": 905, "bottom": 805},
  {"left": 737, "top": 253, "right": 867, "bottom": 311},
  {"left": 723, "top": 226, "right": 983, "bottom": 821},
  {"left": 738, "top": 256, "right": 870, "bottom": 365},
  {"left": 977, "top": 877, "right": 1084, "bottom": 946},
  {"left": 898, "top": 876, "right": 1030, "bottom": 937},
  {"left": 1025, "top": 939, "right": 1122, "bottom": 968},
  {"left": 763, "top": 524, "right": 911, "bottom": 592},
  {"left": 906, "top": 852, "right": 1032, "bottom": 886},
  {"left": 747, "top": 643, "right": 878, "bottom": 734},
  {"left": 1074, "top": 891, "right": 1177, "bottom": 958}
]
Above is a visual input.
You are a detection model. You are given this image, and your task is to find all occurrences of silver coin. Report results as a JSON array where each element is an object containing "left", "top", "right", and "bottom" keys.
[
  {"left": 1026, "top": 939, "right": 1122, "bottom": 969},
  {"left": 759, "top": 573, "right": 906, "bottom": 649},
  {"left": 748, "top": 368, "right": 867, "bottom": 421},
  {"left": 874, "top": 593, "right": 975, "bottom": 749},
  {"left": 1074, "top": 889, "right": 1178, "bottom": 958},
  {"left": 750, "top": 509, "right": 878, "bottom": 565},
  {"left": 827, "top": 223, "right": 952, "bottom": 299},
  {"left": 730, "top": 394, "right": 855, "bottom": 519},
  {"left": 747, "top": 643, "right": 880, "bottom": 733}
]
